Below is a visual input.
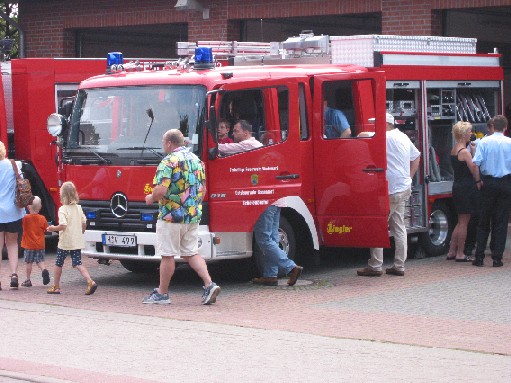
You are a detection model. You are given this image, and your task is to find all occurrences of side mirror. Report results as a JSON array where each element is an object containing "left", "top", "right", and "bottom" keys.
[
  {"left": 208, "top": 104, "right": 218, "bottom": 143},
  {"left": 208, "top": 147, "right": 219, "bottom": 160},
  {"left": 58, "top": 97, "right": 74, "bottom": 117},
  {"left": 47, "top": 113, "right": 67, "bottom": 137},
  {"left": 205, "top": 120, "right": 217, "bottom": 144}
]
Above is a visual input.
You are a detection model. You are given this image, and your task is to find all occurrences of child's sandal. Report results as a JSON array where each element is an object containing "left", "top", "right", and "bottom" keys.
[
  {"left": 85, "top": 281, "right": 98, "bottom": 295},
  {"left": 47, "top": 285, "right": 61, "bottom": 294}
]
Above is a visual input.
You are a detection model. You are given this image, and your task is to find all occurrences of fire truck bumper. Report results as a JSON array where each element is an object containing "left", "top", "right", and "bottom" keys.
[{"left": 82, "top": 227, "right": 216, "bottom": 261}]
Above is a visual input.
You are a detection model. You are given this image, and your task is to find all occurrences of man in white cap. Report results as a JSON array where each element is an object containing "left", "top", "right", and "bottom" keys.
[{"left": 357, "top": 113, "right": 421, "bottom": 277}]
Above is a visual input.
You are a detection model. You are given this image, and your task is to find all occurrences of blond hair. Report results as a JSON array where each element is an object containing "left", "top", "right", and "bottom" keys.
[
  {"left": 452, "top": 121, "right": 473, "bottom": 141},
  {"left": 29, "top": 196, "right": 42, "bottom": 213},
  {"left": 60, "top": 181, "right": 80, "bottom": 205},
  {"left": 0, "top": 140, "right": 6, "bottom": 160}
]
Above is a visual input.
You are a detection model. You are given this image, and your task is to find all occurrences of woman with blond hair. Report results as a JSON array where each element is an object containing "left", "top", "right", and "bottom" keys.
[
  {"left": 447, "top": 122, "right": 482, "bottom": 261},
  {"left": 0, "top": 140, "right": 25, "bottom": 290}
]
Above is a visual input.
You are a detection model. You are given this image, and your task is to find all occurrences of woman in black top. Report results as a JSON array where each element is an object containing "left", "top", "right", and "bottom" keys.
[{"left": 447, "top": 121, "right": 481, "bottom": 261}]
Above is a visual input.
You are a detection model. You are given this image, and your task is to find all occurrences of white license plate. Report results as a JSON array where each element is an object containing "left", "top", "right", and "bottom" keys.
[{"left": 102, "top": 234, "right": 137, "bottom": 247}]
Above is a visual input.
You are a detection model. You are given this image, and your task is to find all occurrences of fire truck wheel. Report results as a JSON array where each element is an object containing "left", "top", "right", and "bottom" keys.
[
  {"left": 420, "top": 200, "right": 453, "bottom": 257},
  {"left": 119, "top": 260, "right": 159, "bottom": 274},
  {"left": 250, "top": 215, "right": 298, "bottom": 278},
  {"left": 278, "top": 216, "right": 297, "bottom": 263}
]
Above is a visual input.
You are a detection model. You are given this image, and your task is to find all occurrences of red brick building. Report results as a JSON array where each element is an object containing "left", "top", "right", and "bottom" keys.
[
  {"left": 15, "top": 0, "right": 511, "bottom": 103},
  {"left": 15, "top": 1, "right": 510, "bottom": 56}
]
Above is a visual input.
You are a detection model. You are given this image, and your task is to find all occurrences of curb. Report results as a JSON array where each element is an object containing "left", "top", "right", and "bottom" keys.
[{"left": 0, "top": 370, "right": 73, "bottom": 383}]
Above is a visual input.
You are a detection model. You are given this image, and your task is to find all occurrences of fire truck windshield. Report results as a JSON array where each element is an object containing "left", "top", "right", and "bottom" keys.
[{"left": 66, "top": 85, "right": 206, "bottom": 164}]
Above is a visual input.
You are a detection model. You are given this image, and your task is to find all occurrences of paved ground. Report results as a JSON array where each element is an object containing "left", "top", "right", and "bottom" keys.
[{"left": 1, "top": 229, "right": 511, "bottom": 382}]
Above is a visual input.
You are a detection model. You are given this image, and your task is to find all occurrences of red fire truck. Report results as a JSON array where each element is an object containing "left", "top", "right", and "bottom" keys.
[
  {"left": 45, "top": 34, "right": 504, "bottom": 274},
  {"left": 1, "top": 58, "right": 107, "bottom": 225}
]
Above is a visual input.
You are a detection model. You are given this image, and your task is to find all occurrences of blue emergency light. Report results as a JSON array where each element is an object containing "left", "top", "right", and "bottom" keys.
[
  {"left": 141, "top": 213, "right": 154, "bottom": 222},
  {"left": 107, "top": 52, "right": 123, "bottom": 71},
  {"left": 85, "top": 211, "right": 97, "bottom": 220},
  {"left": 194, "top": 47, "right": 215, "bottom": 69}
]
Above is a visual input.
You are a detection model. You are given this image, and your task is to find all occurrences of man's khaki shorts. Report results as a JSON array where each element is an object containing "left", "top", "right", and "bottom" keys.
[{"left": 155, "top": 220, "right": 198, "bottom": 257}]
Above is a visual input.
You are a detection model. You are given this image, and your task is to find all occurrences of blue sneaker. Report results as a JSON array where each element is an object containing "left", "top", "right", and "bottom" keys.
[
  {"left": 202, "top": 282, "right": 221, "bottom": 305},
  {"left": 143, "top": 288, "right": 170, "bottom": 304}
]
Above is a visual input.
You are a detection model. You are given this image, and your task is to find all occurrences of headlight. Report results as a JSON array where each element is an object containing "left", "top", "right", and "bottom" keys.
[{"left": 47, "top": 113, "right": 65, "bottom": 136}]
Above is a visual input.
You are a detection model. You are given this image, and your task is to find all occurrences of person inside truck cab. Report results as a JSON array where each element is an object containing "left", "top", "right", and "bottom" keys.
[
  {"left": 217, "top": 119, "right": 233, "bottom": 144},
  {"left": 323, "top": 99, "right": 351, "bottom": 139},
  {"left": 218, "top": 119, "right": 262, "bottom": 155}
]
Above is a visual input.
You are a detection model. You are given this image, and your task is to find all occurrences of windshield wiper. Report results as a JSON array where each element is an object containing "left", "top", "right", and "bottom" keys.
[
  {"left": 79, "top": 146, "right": 111, "bottom": 164},
  {"left": 116, "top": 147, "right": 164, "bottom": 159},
  {"left": 142, "top": 108, "right": 155, "bottom": 157}
]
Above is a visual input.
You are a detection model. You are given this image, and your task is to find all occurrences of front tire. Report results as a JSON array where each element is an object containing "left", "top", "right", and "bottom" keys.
[
  {"left": 250, "top": 215, "right": 298, "bottom": 278},
  {"left": 420, "top": 200, "right": 453, "bottom": 257},
  {"left": 278, "top": 216, "right": 297, "bottom": 262}
]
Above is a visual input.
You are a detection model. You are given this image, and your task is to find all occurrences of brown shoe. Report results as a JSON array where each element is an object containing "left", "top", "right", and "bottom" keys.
[
  {"left": 252, "top": 277, "right": 278, "bottom": 286},
  {"left": 385, "top": 267, "right": 404, "bottom": 276},
  {"left": 287, "top": 266, "right": 303, "bottom": 286},
  {"left": 357, "top": 267, "right": 383, "bottom": 277}
]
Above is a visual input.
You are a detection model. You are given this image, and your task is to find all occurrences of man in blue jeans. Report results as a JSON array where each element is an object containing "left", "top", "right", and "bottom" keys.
[{"left": 252, "top": 198, "right": 303, "bottom": 286}]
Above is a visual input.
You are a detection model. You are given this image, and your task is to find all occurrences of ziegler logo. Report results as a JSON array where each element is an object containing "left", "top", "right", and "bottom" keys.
[
  {"left": 110, "top": 192, "right": 128, "bottom": 218},
  {"left": 144, "top": 184, "right": 154, "bottom": 194},
  {"left": 326, "top": 223, "right": 352, "bottom": 234}
]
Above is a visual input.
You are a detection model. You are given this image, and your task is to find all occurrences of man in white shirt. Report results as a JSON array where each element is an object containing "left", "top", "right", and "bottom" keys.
[
  {"left": 357, "top": 113, "right": 421, "bottom": 277},
  {"left": 218, "top": 120, "right": 262, "bottom": 155}
]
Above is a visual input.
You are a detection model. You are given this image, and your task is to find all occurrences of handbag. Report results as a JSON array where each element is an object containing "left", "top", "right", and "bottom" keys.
[{"left": 10, "top": 159, "right": 34, "bottom": 208}]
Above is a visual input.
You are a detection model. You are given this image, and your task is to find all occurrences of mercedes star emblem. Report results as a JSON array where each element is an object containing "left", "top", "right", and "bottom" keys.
[{"left": 110, "top": 192, "right": 128, "bottom": 218}]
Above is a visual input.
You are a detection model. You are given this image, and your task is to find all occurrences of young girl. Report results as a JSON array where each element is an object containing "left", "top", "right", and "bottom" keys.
[{"left": 47, "top": 181, "right": 97, "bottom": 295}]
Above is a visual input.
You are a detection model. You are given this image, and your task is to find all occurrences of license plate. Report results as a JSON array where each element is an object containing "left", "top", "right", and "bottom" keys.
[{"left": 102, "top": 234, "right": 137, "bottom": 247}]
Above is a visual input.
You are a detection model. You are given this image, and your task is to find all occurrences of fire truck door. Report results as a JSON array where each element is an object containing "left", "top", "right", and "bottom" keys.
[
  {"left": 206, "top": 83, "right": 301, "bottom": 233},
  {"left": 313, "top": 73, "right": 390, "bottom": 248}
]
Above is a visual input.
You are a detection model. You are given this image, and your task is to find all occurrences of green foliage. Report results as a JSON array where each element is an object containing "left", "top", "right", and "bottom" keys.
[{"left": 0, "top": 2, "right": 18, "bottom": 59}]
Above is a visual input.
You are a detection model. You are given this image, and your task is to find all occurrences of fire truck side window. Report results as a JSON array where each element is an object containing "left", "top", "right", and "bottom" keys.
[
  {"left": 298, "top": 83, "right": 309, "bottom": 140},
  {"left": 323, "top": 81, "right": 355, "bottom": 139},
  {"left": 218, "top": 86, "right": 288, "bottom": 152}
]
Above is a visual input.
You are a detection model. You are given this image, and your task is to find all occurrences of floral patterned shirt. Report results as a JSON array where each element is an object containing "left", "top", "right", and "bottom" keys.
[{"left": 153, "top": 146, "right": 206, "bottom": 223}]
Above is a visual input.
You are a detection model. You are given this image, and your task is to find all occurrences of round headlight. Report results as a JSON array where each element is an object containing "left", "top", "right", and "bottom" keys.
[{"left": 47, "top": 113, "right": 64, "bottom": 136}]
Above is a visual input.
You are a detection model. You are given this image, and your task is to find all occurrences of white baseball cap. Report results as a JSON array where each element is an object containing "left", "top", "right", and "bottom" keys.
[{"left": 368, "top": 113, "right": 395, "bottom": 125}]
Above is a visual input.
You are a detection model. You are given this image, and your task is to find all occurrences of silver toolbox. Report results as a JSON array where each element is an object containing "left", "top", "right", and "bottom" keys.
[{"left": 330, "top": 35, "right": 477, "bottom": 67}]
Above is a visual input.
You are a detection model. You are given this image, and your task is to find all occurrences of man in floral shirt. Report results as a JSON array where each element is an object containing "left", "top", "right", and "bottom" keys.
[{"left": 143, "top": 129, "right": 220, "bottom": 305}]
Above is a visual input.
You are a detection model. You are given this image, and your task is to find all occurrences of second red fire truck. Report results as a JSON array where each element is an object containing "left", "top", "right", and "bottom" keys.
[{"left": 43, "top": 34, "right": 503, "bottom": 274}]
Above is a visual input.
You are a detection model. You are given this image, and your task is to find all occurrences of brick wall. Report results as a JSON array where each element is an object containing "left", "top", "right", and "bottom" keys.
[
  {"left": 17, "top": 0, "right": 511, "bottom": 57},
  {"left": 382, "top": 0, "right": 511, "bottom": 35}
]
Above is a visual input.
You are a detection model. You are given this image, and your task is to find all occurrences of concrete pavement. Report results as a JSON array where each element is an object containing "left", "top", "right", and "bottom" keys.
[
  {"left": 1, "top": 227, "right": 511, "bottom": 382},
  {"left": 0, "top": 300, "right": 510, "bottom": 383}
]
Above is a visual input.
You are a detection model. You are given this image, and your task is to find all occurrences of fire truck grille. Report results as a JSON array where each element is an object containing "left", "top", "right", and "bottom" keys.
[
  {"left": 81, "top": 200, "right": 157, "bottom": 232},
  {"left": 81, "top": 200, "right": 209, "bottom": 232}
]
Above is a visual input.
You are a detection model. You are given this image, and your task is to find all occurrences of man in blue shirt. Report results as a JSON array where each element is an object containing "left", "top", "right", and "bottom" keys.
[
  {"left": 324, "top": 100, "right": 351, "bottom": 138},
  {"left": 472, "top": 115, "right": 511, "bottom": 267}
]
